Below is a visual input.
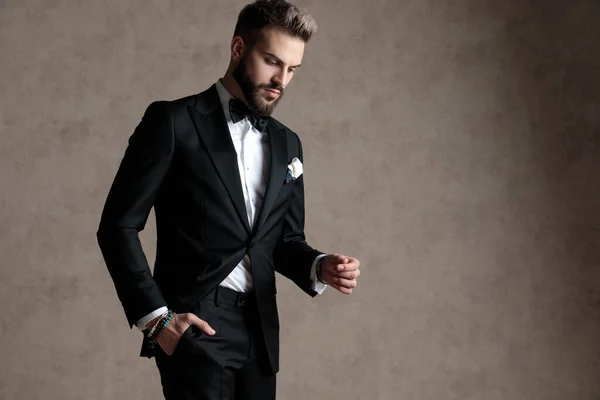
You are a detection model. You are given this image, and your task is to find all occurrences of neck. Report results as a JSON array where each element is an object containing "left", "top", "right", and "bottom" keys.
[{"left": 220, "top": 72, "right": 248, "bottom": 105}]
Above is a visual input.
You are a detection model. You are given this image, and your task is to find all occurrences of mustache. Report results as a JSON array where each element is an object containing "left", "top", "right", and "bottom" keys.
[{"left": 258, "top": 83, "right": 284, "bottom": 93}]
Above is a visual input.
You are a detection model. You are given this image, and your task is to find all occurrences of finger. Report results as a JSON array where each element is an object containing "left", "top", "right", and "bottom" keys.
[
  {"left": 330, "top": 253, "right": 347, "bottom": 263},
  {"left": 334, "top": 269, "right": 360, "bottom": 280},
  {"left": 331, "top": 283, "right": 352, "bottom": 295},
  {"left": 332, "top": 277, "right": 357, "bottom": 289},
  {"left": 187, "top": 313, "right": 216, "bottom": 335},
  {"left": 322, "top": 259, "right": 346, "bottom": 273},
  {"left": 338, "top": 262, "right": 359, "bottom": 271},
  {"left": 334, "top": 256, "right": 360, "bottom": 271},
  {"left": 346, "top": 257, "right": 360, "bottom": 265}
]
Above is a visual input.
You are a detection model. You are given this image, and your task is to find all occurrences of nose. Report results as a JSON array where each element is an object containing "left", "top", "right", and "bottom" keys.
[{"left": 272, "top": 70, "right": 289, "bottom": 89}]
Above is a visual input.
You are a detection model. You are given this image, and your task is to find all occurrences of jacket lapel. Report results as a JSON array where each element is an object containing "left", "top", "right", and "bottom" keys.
[
  {"left": 187, "top": 85, "right": 251, "bottom": 234},
  {"left": 253, "top": 123, "right": 287, "bottom": 235}
]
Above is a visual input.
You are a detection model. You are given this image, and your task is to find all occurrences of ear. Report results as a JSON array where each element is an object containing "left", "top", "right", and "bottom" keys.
[{"left": 231, "top": 36, "right": 246, "bottom": 63}]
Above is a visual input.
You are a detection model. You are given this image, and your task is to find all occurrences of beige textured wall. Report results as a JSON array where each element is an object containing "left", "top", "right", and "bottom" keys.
[{"left": 1, "top": 0, "right": 599, "bottom": 399}]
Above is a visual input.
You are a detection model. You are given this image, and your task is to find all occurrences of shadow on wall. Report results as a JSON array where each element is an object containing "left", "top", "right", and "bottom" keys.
[{"left": 501, "top": 0, "right": 600, "bottom": 392}]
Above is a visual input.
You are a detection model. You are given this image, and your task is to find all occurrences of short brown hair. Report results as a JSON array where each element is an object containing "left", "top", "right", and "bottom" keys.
[{"left": 234, "top": 0, "right": 317, "bottom": 47}]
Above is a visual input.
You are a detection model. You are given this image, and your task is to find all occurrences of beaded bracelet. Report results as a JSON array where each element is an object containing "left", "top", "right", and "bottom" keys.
[
  {"left": 149, "top": 310, "right": 175, "bottom": 343},
  {"left": 150, "top": 311, "right": 173, "bottom": 341},
  {"left": 147, "top": 310, "right": 169, "bottom": 340},
  {"left": 147, "top": 310, "right": 169, "bottom": 338},
  {"left": 150, "top": 316, "right": 170, "bottom": 342}
]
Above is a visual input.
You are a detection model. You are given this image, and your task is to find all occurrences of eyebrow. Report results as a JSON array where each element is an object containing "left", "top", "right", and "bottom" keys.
[{"left": 264, "top": 52, "right": 302, "bottom": 68}]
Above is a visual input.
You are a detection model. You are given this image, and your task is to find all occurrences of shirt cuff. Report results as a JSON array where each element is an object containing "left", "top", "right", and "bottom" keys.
[
  {"left": 310, "top": 253, "right": 328, "bottom": 294},
  {"left": 135, "top": 306, "right": 168, "bottom": 331}
]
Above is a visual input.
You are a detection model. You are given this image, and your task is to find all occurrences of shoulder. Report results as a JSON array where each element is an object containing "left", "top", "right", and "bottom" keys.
[
  {"left": 150, "top": 93, "right": 198, "bottom": 119},
  {"left": 140, "top": 93, "right": 196, "bottom": 119},
  {"left": 168, "top": 93, "right": 199, "bottom": 108}
]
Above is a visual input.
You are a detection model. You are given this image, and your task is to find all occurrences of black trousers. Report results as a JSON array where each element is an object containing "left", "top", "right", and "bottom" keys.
[{"left": 154, "top": 286, "right": 276, "bottom": 400}]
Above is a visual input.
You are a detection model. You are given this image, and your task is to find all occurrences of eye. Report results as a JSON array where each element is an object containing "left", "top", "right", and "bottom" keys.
[{"left": 266, "top": 59, "right": 277, "bottom": 65}]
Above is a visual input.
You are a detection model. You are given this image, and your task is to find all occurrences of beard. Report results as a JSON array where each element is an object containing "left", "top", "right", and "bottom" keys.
[{"left": 232, "top": 56, "right": 284, "bottom": 117}]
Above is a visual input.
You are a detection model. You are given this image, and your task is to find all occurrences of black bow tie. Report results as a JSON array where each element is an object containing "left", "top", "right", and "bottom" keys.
[{"left": 229, "top": 98, "right": 269, "bottom": 132}]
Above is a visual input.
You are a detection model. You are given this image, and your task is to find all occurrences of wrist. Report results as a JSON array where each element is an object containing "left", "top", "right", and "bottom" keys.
[
  {"left": 316, "top": 257, "right": 327, "bottom": 285},
  {"left": 145, "top": 315, "right": 162, "bottom": 331},
  {"left": 147, "top": 310, "right": 175, "bottom": 342}
]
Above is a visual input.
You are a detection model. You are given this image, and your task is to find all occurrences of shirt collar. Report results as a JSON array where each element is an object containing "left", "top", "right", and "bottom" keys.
[{"left": 215, "top": 79, "right": 235, "bottom": 123}]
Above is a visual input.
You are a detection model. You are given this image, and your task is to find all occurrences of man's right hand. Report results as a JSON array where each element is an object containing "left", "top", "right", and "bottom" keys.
[{"left": 146, "top": 312, "right": 216, "bottom": 356}]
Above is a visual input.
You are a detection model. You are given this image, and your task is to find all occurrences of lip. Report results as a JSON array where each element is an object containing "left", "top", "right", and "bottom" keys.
[{"left": 264, "top": 88, "right": 280, "bottom": 98}]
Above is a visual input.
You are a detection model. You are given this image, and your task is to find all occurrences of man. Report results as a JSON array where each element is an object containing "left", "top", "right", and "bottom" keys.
[{"left": 96, "top": 1, "right": 361, "bottom": 398}]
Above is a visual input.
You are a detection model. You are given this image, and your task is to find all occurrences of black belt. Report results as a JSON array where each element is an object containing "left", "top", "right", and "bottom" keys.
[{"left": 205, "top": 285, "right": 256, "bottom": 308}]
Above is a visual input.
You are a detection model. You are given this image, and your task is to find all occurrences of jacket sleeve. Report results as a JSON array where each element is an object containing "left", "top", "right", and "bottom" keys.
[
  {"left": 273, "top": 134, "right": 324, "bottom": 297},
  {"left": 96, "top": 101, "right": 173, "bottom": 327}
]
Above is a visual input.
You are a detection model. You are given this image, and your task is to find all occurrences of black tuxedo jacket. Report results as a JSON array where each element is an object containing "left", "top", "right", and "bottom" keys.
[{"left": 96, "top": 84, "right": 323, "bottom": 373}]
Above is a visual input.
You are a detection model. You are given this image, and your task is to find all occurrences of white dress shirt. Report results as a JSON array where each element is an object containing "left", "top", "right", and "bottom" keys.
[{"left": 136, "top": 80, "right": 326, "bottom": 330}]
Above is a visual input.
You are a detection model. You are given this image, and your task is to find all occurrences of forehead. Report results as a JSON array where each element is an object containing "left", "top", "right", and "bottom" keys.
[{"left": 254, "top": 27, "right": 305, "bottom": 65}]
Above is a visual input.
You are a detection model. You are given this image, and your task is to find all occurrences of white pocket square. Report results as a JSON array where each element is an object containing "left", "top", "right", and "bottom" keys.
[{"left": 284, "top": 157, "right": 303, "bottom": 183}]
